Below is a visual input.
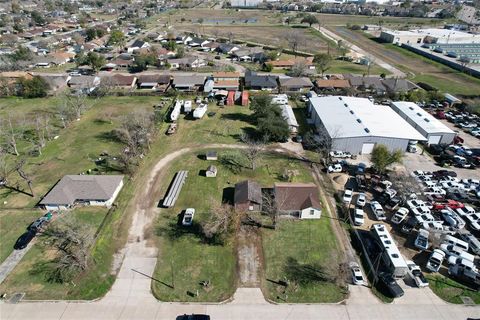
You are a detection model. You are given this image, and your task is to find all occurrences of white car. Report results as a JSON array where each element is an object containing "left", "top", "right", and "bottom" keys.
[
  {"left": 350, "top": 262, "right": 366, "bottom": 286},
  {"left": 406, "top": 260, "right": 429, "bottom": 288},
  {"left": 343, "top": 188, "right": 353, "bottom": 204},
  {"left": 391, "top": 207, "right": 409, "bottom": 225},
  {"left": 353, "top": 207, "right": 365, "bottom": 226},
  {"left": 329, "top": 150, "right": 351, "bottom": 158},
  {"left": 415, "top": 212, "right": 435, "bottom": 224},
  {"left": 411, "top": 205, "right": 432, "bottom": 217},
  {"left": 456, "top": 206, "right": 476, "bottom": 217},
  {"left": 182, "top": 208, "right": 195, "bottom": 226},
  {"left": 414, "top": 229, "right": 429, "bottom": 250},
  {"left": 440, "top": 243, "right": 475, "bottom": 265},
  {"left": 407, "top": 199, "right": 430, "bottom": 210},
  {"left": 423, "top": 187, "right": 446, "bottom": 196},
  {"left": 327, "top": 163, "right": 343, "bottom": 173},
  {"left": 370, "top": 201, "right": 386, "bottom": 221},
  {"left": 356, "top": 193, "right": 366, "bottom": 207},
  {"left": 464, "top": 213, "right": 480, "bottom": 231},
  {"left": 426, "top": 249, "right": 446, "bottom": 273},
  {"left": 411, "top": 170, "right": 431, "bottom": 178}
]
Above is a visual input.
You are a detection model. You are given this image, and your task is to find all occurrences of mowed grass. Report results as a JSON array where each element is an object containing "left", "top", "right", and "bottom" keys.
[
  {"left": 427, "top": 275, "right": 480, "bottom": 304},
  {"left": 328, "top": 59, "right": 389, "bottom": 76},
  {"left": 0, "top": 207, "right": 108, "bottom": 299},
  {"left": 262, "top": 219, "right": 346, "bottom": 303},
  {"left": 152, "top": 150, "right": 315, "bottom": 301},
  {"left": 0, "top": 210, "right": 42, "bottom": 263}
]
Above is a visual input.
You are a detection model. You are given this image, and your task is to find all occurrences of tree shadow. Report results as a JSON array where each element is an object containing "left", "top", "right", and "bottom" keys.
[
  {"left": 283, "top": 257, "right": 331, "bottom": 285},
  {"left": 220, "top": 113, "right": 255, "bottom": 125},
  {"left": 95, "top": 131, "right": 122, "bottom": 143},
  {"left": 156, "top": 218, "right": 224, "bottom": 246},
  {"left": 222, "top": 187, "right": 235, "bottom": 205}
]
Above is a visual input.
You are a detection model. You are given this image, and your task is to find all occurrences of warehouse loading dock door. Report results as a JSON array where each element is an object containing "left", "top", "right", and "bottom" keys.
[{"left": 361, "top": 143, "right": 376, "bottom": 154}]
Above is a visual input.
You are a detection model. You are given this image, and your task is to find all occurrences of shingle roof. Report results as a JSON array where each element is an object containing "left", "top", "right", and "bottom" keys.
[
  {"left": 40, "top": 175, "right": 124, "bottom": 206},
  {"left": 315, "top": 79, "right": 351, "bottom": 89},
  {"left": 274, "top": 183, "right": 321, "bottom": 211},
  {"left": 244, "top": 70, "right": 278, "bottom": 88},
  {"left": 279, "top": 77, "right": 313, "bottom": 88},
  {"left": 234, "top": 180, "right": 262, "bottom": 205},
  {"left": 138, "top": 74, "right": 171, "bottom": 84}
]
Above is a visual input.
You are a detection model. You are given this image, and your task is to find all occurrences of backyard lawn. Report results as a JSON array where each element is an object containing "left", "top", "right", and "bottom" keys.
[
  {"left": 261, "top": 219, "right": 346, "bottom": 303},
  {"left": 152, "top": 150, "right": 316, "bottom": 302},
  {"left": 0, "top": 210, "right": 42, "bottom": 264},
  {"left": 427, "top": 275, "right": 480, "bottom": 304},
  {"left": 0, "top": 207, "right": 109, "bottom": 299}
]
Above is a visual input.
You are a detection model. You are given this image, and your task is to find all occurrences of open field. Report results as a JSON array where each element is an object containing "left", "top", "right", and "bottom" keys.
[
  {"left": 152, "top": 149, "right": 316, "bottom": 301},
  {"left": 0, "top": 210, "right": 42, "bottom": 264},
  {"left": 0, "top": 207, "right": 109, "bottom": 299},
  {"left": 328, "top": 27, "right": 480, "bottom": 96},
  {"left": 261, "top": 219, "right": 346, "bottom": 303},
  {"left": 427, "top": 275, "right": 480, "bottom": 304}
]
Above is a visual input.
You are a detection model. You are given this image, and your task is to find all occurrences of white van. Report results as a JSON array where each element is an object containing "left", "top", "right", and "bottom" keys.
[
  {"left": 442, "top": 235, "right": 469, "bottom": 252},
  {"left": 459, "top": 233, "right": 480, "bottom": 255}
]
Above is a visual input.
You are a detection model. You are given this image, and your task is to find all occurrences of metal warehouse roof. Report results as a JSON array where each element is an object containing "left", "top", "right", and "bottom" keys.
[
  {"left": 390, "top": 101, "right": 455, "bottom": 135},
  {"left": 309, "top": 96, "right": 425, "bottom": 141}
]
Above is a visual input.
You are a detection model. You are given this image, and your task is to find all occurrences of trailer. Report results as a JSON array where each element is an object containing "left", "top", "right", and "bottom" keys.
[
  {"left": 163, "top": 171, "right": 188, "bottom": 208},
  {"left": 193, "top": 103, "right": 208, "bottom": 119},
  {"left": 170, "top": 100, "right": 182, "bottom": 122}
]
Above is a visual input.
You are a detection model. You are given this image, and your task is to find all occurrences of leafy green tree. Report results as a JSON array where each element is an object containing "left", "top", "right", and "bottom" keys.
[
  {"left": 300, "top": 14, "right": 319, "bottom": 27},
  {"left": 107, "top": 30, "right": 125, "bottom": 48},
  {"left": 371, "top": 144, "right": 403, "bottom": 174},
  {"left": 250, "top": 94, "right": 289, "bottom": 142},
  {"left": 85, "top": 52, "right": 105, "bottom": 72},
  {"left": 262, "top": 63, "right": 273, "bottom": 72},
  {"left": 16, "top": 76, "right": 49, "bottom": 98},
  {"left": 132, "top": 53, "right": 156, "bottom": 71},
  {"left": 30, "top": 10, "right": 47, "bottom": 25},
  {"left": 313, "top": 53, "right": 332, "bottom": 76},
  {"left": 164, "top": 40, "right": 177, "bottom": 51},
  {"left": 9, "top": 46, "right": 33, "bottom": 62},
  {"left": 176, "top": 46, "right": 185, "bottom": 58},
  {"left": 85, "top": 28, "right": 97, "bottom": 41}
]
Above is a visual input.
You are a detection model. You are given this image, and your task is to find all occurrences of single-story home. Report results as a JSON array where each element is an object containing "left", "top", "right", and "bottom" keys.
[
  {"left": 101, "top": 74, "right": 137, "bottom": 89},
  {"left": 234, "top": 180, "right": 262, "bottom": 212},
  {"left": 137, "top": 74, "right": 171, "bottom": 91},
  {"left": 244, "top": 70, "right": 278, "bottom": 90},
  {"left": 127, "top": 39, "right": 151, "bottom": 53},
  {"left": 172, "top": 75, "right": 205, "bottom": 91},
  {"left": 274, "top": 182, "right": 321, "bottom": 219},
  {"left": 279, "top": 77, "right": 313, "bottom": 93},
  {"left": 168, "top": 57, "right": 206, "bottom": 70},
  {"left": 315, "top": 79, "right": 351, "bottom": 91},
  {"left": 40, "top": 175, "right": 124, "bottom": 210}
]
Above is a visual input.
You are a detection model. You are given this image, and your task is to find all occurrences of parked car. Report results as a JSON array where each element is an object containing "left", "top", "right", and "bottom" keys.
[
  {"left": 327, "top": 163, "right": 343, "bottom": 173},
  {"left": 343, "top": 188, "right": 353, "bottom": 204},
  {"left": 414, "top": 229, "right": 429, "bottom": 251},
  {"left": 406, "top": 260, "right": 429, "bottom": 288},
  {"left": 182, "top": 208, "right": 195, "bottom": 226},
  {"left": 426, "top": 249, "right": 446, "bottom": 272},
  {"left": 176, "top": 314, "right": 211, "bottom": 320},
  {"left": 391, "top": 207, "right": 409, "bottom": 225},
  {"left": 464, "top": 213, "right": 480, "bottom": 231},
  {"left": 356, "top": 193, "right": 366, "bottom": 207},
  {"left": 369, "top": 201, "right": 386, "bottom": 221},
  {"left": 350, "top": 262, "right": 366, "bottom": 286},
  {"left": 377, "top": 272, "right": 404, "bottom": 298},
  {"left": 329, "top": 150, "right": 352, "bottom": 158},
  {"left": 401, "top": 217, "right": 418, "bottom": 234},
  {"left": 353, "top": 207, "right": 365, "bottom": 226},
  {"left": 13, "top": 230, "right": 36, "bottom": 250},
  {"left": 28, "top": 217, "right": 48, "bottom": 232},
  {"left": 440, "top": 243, "right": 475, "bottom": 265}
]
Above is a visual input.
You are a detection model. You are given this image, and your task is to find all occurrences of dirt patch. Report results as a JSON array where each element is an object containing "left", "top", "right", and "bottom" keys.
[{"left": 237, "top": 226, "right": 262, "bottom": 287}]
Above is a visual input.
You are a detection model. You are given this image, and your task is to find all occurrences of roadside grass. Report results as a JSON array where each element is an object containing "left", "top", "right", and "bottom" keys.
[
  {"left": 0, "top": 207, "right": 108, "bottom": 299},
  {"left": 426, "top": 275, "right": 480, "bottom": 304},
  {"left": 328, "top": 60, "right": 389, "bottom": 76},
  {"left": 0, "top": 210, "right": 42, "bottom": 264},
  {"left": 152, "top": 150, "right": 315, "bottom": 302},
  {"left": 261, "top": 219, "right": 346, "bottom": 303}
]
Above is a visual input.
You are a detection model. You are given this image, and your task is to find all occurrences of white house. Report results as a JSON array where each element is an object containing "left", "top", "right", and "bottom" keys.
[
  {"left": 40, "top": 175, "right": 124, "bottom": 210},
  {"left": 274, "top": 183, "right": 322, "bottom": 219}
]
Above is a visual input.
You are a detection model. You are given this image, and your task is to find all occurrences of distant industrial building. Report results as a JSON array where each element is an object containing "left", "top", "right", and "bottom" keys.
[
  {"left": 308, "top": 96, "right": 425, "bottom": 154},
  {"left": 390, "top": 101, "right": 456, "bottom": 145},
  {"left": 380, "top": 28, "right": 480, "bottom": 45},
  {"left": 230, "top": 0, "right": 262, "bottom": 7}
]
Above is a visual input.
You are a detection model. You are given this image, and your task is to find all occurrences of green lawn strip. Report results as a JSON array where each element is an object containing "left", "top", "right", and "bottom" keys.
[
  {"left": 261, "top": 218, "right": 346, "bottom": 303},
  {"left": 152, "top": 150, "right": 314, "bottom": 301},
  {"left": 0, "top": 210, "right": 42, "bottom": 264},
  {"left": 426, "top": 274, "right": 480, "bottom": 304},
  {"left": 0, "top": 207, "right": 108, "bottom": 299},
  {"left": 328, "top": 60, "right": 389, "bottom": 76}
]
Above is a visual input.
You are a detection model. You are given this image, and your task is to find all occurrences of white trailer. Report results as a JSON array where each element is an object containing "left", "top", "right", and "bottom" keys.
[
  {"left": 183, "top": 100, "right": 192, "bottom": 113},
  {"left": 170, "top": 100, "right": 182, "bottom": 122},
  {"left": 193, "top": 104, "right": 208, "bottom": 119}
]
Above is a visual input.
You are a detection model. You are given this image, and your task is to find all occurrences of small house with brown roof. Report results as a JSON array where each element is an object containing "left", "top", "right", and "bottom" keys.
[
  {"left": 101, "top": 74, "right": 137, "bottom": 89},
  {"left": 315, "top": 79, "right": 351, "bottom": 91},
  {"left": 274, "top": 182, "right": 321, "bottom": 219},
  {"left": 278, "top": 77, "right": 313, "bottom": 93},
  {"left": 234, "top": 180, "right": 262, "bottom": 212}
]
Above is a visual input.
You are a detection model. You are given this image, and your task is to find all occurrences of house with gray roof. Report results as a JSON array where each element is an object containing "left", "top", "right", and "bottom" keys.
[
  {"left": 244, "top": 70, "right": 278, "bottom": 90},
  {"left": 40, "top": 175, "right": 124, "bottom": 210},
  {"left": 172, "top": 75, "right": 206, "bottom": 91}
]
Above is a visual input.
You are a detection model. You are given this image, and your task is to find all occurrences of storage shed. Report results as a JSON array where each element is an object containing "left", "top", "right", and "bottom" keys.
[
  {"left": 308, "top": 96, "right": 426, "bottom": 154},
  {"left": 206, "top": 165, "right": 217, "bottom": 177},
  {"left": 389, "top": 101, "right": 455, "bottom": 145},
  {"left": 206, "top": 151, "right": 218, "bottom": 160}
]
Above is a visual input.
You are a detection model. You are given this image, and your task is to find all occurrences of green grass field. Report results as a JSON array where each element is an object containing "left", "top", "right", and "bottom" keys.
[
  {"left": 0, "top": 210, "right": 42, "bottom": 264},
  {"left": 152, "top": 150, "right": 316, "bottom": 301},
  {"left": 427, "top": 275, "right": 480, "bottom": 304},
  {"left": 328, "top": 60, "right": 388, "bottom": 76},
  {"left": 262, "top": 219, "right": 346, "bottom": 303}
]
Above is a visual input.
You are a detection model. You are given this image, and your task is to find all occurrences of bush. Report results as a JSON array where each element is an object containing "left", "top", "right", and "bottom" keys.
[{"left": 16, "top": 76, "right": 48, "bottom": 98}]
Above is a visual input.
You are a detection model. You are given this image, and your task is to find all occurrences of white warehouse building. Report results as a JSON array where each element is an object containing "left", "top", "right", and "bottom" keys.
[
  {"left": 308, "top": 96, "right": 426, "bottom": 154},
  {"left": 390, "top": 101, "right": 456, "bottom": 145}
]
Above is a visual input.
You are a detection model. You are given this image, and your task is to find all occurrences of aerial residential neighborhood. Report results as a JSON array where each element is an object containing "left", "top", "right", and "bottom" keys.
[{"left": 1, "top": 0, "right": 480, "bottom": 319}]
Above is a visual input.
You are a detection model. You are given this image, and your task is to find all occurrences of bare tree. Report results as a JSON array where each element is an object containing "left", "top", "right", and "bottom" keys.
[
  {"left": 201, "top": 202, "right": 239, "bottom": 242},
  {"left": 289, "top": 61, "right": 307, "bottom": 77},
  {"left": 113, "top": 111, "right": 156, "bottom": 156},
  {"left": 285, "top": 30, "right": 305, "bottom": 58},
  {"left": 1, "top": 116, "right": 21, "bottom": 156},
  {"left": 41, "top": 216, "right": 95, "bottom": 283},
  {"left": 240, "top": 133, "right": 264, "bottom": 170},
  {"left": 16, "top": 159, "right": 34, "bottom": 197},
  {"left": 261, "top": 190, "right": 278, "bottom": 229},
  {"left": 33, "top": 114, "right": 47, "bottom": 154}
]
